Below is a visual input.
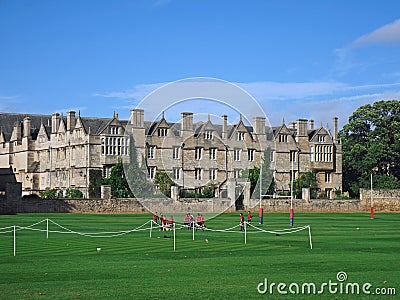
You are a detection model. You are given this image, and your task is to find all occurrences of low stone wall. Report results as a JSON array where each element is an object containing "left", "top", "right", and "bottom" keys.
[
  {"left": 2, "top": 194, "right": 400, "bottom": 214},
  {"left": 360, "top": 188, "right": 400, "bottom": 212},
  {"left": 248, "top": 198, "right": 362, "bottom": 212}
]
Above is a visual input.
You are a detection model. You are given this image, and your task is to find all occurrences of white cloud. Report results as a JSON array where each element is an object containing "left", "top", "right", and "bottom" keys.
[
  {"left": 352, "top": 19, "right": 400, "bottom": 46},
  {"left": 0, "top": 95, "right": 20, "bottom": 100}
]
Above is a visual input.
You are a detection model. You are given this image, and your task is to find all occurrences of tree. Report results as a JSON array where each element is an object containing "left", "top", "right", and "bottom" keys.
[
  {"left": 241, "top": 147, "right": 275, "bottom": 198},
  {"left": 124, "top": 135, "right": 153, "bottom": 197},
  {"left": 339, "top": 100, "right": 400, "bottom": 196},
  {"left": 154, "top": 171, "right": 175, "bottom": 197},
  {"left": 293, "top": 171, "right": 318, "bottom": 199},
  {"left": 102, "top": 161, "right": 132, "bottom": 198}
]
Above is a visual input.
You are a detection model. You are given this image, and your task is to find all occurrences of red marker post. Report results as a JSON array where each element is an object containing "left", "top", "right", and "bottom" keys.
[
  {"left": 290, "top": 208, "right": 294, "bottom": 227},
  {"left": 259, "top": 207, "right": 263, "bottom": 224}
]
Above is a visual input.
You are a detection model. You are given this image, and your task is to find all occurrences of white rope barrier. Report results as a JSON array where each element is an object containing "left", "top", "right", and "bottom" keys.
[{"left": 1, "top": 218, "right": 313, "bottom": 256}]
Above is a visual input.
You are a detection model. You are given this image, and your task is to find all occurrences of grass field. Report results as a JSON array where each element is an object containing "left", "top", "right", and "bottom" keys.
[{"left": 0, "top": 212, "right": 399, "bottom": 299}]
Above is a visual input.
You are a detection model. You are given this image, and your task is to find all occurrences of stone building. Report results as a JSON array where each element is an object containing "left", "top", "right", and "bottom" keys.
[{"left": 0, "top": 109, "right": 342, "bottom": 198}]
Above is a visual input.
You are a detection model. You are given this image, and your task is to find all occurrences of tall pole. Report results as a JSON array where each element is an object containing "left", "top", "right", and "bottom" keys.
[
  {"left": 290, "top": 156, "right": 294, "bottom": 226},
  {"left": 370, "top": 173, "right": 374, "bottom": 219},
  {"left": 173, "top": 222, "right": 176, "bottom": 252},
  {"left": 13, "top": 225, "right": 16, "bottom": 257},
  {"left": 259, "top": 163, "right": 263, "bottom": 224}
]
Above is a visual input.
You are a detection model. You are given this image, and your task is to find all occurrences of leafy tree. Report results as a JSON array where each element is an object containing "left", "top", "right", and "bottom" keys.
[
  {"left": 292, "top": 171, "right": 318, "bottom": 199},
  {"left": 241, "top": 147, "right": 275, "bottom": 198},
  {"left": 154, "top": 171, "right": 175, "bottom": 197},
  {"left": 124, "top": 135, "right": 153, "bottom": 197},
  {"left": 339, "top": 100, "right": 400, "bottom": 196},
  {"left": 103, "top": 161, "right": 132, "bottom": 198},
  {"left": 65, "top": 188, "right": 84, "bottom": 199},
  {"left": 89, "top": 169, "right": 103, "bottom": 198}
]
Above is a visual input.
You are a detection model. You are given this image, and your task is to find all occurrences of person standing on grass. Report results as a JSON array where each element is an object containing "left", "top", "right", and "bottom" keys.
[
  {"left": 153, "top": 212, "right": 158, "bottom": 224},
  {"left": 240, "top": 213, "right": 245, "bottom": 231},
  {"left": 247, "top": 211, "right": 252, "bottom": 224}
]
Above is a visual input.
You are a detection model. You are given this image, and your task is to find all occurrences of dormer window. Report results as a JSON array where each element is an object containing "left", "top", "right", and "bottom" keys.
[
  {"left": 204, "top": 131, "right": 213, "bottom": 140},
  {"left": 236, "top": 132, "right": 245, "bottom": 141},
  {"left": 158, "top": 128, "right": 168, "bottom": 137},
  {"left": 279, "top": 134, "right": 288, "bottom": 143}
]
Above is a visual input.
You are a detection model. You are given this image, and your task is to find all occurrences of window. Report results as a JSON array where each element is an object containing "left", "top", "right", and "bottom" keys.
[
  {"left": 173, "top": 146, "right": 180, "bottom": 159},
  {"left": 147, "top": 146, "right": 155, "bottom": 159},
  {"left": 195, "top": 147, "right": 202, "bottom": 160},
  {"left": 195, "top": 168, "right": 202, "bottom": 180},
  {"left": 147, "top": 167, "right": 156, "bottom": 179},
  {"left": 310, "top": 146, "right": 314, "bottom": 162},
  {"left": 234, "top": 149, "right": 241, "bottom": 161},
  {"left": 233, "top": 169, "right": 241, "bottom": 179},
  {"left": 279, "top": 134, "right": 288, "bottom": 143},
  {"left": 209, "top": 148, "right": 217, "bottom": 160},
  {"left": 236, "top": 132, "right": 245, "bottom": 141},
  {"left": 290, "top": 151, "right": 297, "bottom": 162},
  {"left": 173, "top": 168, "right": 180, "bottom": 180},
  {"left": 270, "top": 150, "right": 275, "bottom": 162},
  {"left": 103, "top": 166, "right": 112, "bottom": 178},
  {"left": 318, "top": 135, "right": 326, "bottom": 142},
  {"left": 158, "top": 128, "right": 168, "bottom": 137},
  {"left": 248, "top": 149, "right": 255, "bottom": 162},
  {"left": 315, "top": 145, "right": 333, "bottom": 162},
  {"left": 209, "top": 169, "right": 217, "bottom": 181},
  {"left": 325, "top": 172, "right": 331, "bottom": 183},
  {"left": 204, "top": 131, "right": 213, "bottom": 140}
]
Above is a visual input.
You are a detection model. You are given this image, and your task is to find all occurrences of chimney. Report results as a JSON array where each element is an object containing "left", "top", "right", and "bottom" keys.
[
  {"left": 67, "top": 111, "right": 76, "bottom": 132},
  {"left": 51, "top": 112, "right": 61, "bottom": 134},
  {"left": 181, "top": 112, "right": 193, "bottom": 130},
  {"left": 114, "top": 111, "right": 119, "bottom": 119},
  {"left": 222, "top": 115, "right": 227, "bottom": 139},
  {"left": 309, "top": 119, "right": 314, "bottom": 130},
  {"left": 130, "top": 109, "right": 144, "bottom": 127},
  {"left": 296, "top": 119, "right": 308, "bottom": 137},
  {"left": 11, "top": 121, "right": 22, "bottom": 141},
  {"left": 289, "top": 122, "right": 296, "bottom": 130},
  {"left": 23, "top": 117, "right": 31, "bottom": 138},
  {"left": 333, "top": 117, "right": 338, "bottom": 142},
  {"left": 253, "top": 116, "right": 266, "bottom": 135}
]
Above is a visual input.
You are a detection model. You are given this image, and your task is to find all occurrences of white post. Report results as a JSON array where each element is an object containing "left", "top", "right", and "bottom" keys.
[
  {"left": 370, "top": 173, "right": 373, "bottom": 208},
  {"left": 173, "top": 222, "right": 176, "bottom": 252},
  {"left": 46, "top": 218, "right": 49, "bottom": 239},
  {"left": 308, "top": 226, "right": 313, "bottom": 250},
  {"left": 150, "top": 220, "right": 153, "bottom": 239},
  {"left": 13, "top": 225, "right": 16, "bottom": 257},
  {"left": 192, "top": 219, "right": 195, "bottom": 241},
  {"left": 244, "top": 221, "right": 247, "bottom": 245},
  {"left": 260, "top": 164, "right": 262, "bottom": 209},
  {"left": 290, "top": 159, "right": 294, "bottom": 210}
]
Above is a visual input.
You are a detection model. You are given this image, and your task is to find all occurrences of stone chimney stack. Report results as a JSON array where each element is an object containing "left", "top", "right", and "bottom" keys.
[
  {"left": 130, "top": 109, "right": 144, "bottom": 127},
  {"left": 333, "top": 117, "right": 338, "bottom": 142},
  {"left": 222, "top": 115, "right": 227, "bottom": 139},
  {"left": 253, "top": 116, "right": 266, "bottom": 135},
  {"left": 296, "top": 119, "right": 308, "bottom": 136},
  {"left": 309, "top": 119, "right": 314, "bottom": 130},
  {"left": 51, "top": 112, "right": 61, "bottom": 134},
  {"left": 289, "top": 122, "right": 297, "bottom": 130},
  {"left": 23, "top": 117, "right": 31, "bottom": 138},
  {"left": 67, "top": 111, "right": 76, "bottom": 132},
  {"left": 180, "top": 112, "right": 193, "bottom": 137}
]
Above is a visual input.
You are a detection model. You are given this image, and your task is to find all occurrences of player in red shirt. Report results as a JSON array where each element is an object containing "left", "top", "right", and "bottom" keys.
[
  {"left": 240, "top": 213, "right": 245, "bottom": 231},
  {"left": 247, "top": 211, "right": 253, "bottom": 224},
  {"left": 153, "top": 212, "right": 158, "bottom": 224}
]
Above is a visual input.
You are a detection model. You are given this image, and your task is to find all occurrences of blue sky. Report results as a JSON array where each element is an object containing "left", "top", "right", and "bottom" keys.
[{"left": 1, "top": 0, "right": 400, "bottom": 128}]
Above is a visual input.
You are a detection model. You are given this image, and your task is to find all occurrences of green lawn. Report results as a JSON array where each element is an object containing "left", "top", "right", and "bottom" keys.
[{"left": 0, "top": 213, "right": 398, "bottom": 299}]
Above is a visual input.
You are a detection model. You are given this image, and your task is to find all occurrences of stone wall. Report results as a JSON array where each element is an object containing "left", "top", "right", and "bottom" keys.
[
  {"left": 249, "top": 198, "right": 362, "bottom": 212},
  {"left": 360, "top": 188, "right": 400, "bottom": 212}
]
